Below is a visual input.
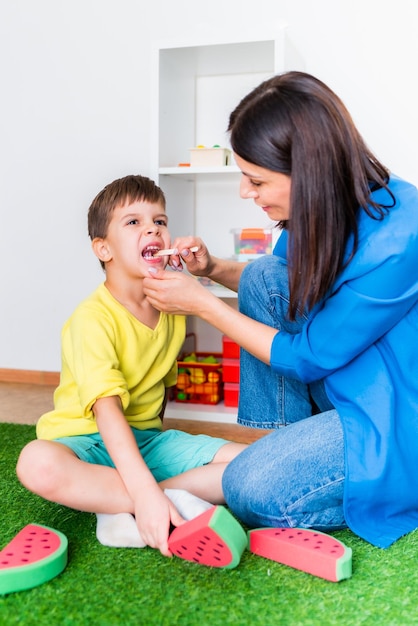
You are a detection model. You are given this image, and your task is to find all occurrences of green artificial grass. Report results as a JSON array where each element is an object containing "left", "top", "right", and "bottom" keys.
[{"left": 1, "top": 423, "right": 418, "bottom": 626}]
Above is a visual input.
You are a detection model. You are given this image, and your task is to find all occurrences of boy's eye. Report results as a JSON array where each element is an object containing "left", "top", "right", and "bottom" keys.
[
  {"left": 155, "top": 219, "right": 167, "bottom": 226},
  {"left": 127, "top": 219, "right": 138, "bottom": 225}
]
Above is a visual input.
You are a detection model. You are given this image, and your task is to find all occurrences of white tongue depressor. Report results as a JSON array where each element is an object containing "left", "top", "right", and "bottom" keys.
[{"left": 153, "top": 246, "right": 198, "bottom": 257}]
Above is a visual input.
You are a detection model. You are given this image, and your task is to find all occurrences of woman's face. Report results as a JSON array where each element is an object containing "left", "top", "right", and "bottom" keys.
[{"left": 234, "top": 154, "right": 291, "bottom": 221}]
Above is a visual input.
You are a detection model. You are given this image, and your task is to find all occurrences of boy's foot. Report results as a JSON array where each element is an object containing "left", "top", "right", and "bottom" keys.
[
  {"left": 95, "top": 489, "right": 213, "bottom": 548},
  {"left": 164, "top": 488, "right": 213, "bottom": 520},
  {"left": 96, "top": 512, "right": 147, "bottom": 548}
]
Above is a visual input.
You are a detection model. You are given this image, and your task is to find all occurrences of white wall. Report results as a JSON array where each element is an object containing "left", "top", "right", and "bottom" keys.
[{"left": 1, "top": 0, "right": 417, "bottom": 372}]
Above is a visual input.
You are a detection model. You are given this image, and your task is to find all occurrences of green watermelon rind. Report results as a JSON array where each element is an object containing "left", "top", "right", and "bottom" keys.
[
  {"left": 307, "top": 529, "right": 352, "bottom": 581},
  {"left": 209, "top": 506, "right": 248, "bottom": 569},
  {"left": 0, "top": 524, "right": 68, "bottom": 595}
]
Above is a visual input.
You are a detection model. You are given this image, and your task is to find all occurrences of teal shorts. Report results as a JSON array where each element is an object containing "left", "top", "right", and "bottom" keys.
[{"left": 54, "top": 428, "right": 229, "bottom": 482}]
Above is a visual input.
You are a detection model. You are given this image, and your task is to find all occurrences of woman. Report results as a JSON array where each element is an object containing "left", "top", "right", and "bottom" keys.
[{"left": 144, "top": 71, "right": 418, "bottom": 548}]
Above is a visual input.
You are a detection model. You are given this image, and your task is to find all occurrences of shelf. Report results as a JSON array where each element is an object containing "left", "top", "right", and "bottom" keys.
[
  {"left": 153, "top": 36, "right": 284, "bottom": 423},
  {"left": 164, "top": 400, "right": 238, "bottom": 424},
  {"left": 204, "top": 284, "right": 237, "bottom": 299},
  {"left": 159, "top": 165, "right": 240, "bottom": 176}
]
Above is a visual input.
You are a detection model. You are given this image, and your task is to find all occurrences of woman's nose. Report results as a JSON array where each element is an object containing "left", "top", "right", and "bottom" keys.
[{"left": 240, "top": 176, "right": 258, "bottom": 199}]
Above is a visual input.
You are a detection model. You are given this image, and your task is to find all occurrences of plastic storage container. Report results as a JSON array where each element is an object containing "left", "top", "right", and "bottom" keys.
[
  {"left": 222, "top": 335, "right": 240, "bottom": 359},
  {"left": 175, "top": 352, "right": 223, "bottom": 404},
  {"left": 231, "top": 228, "right": 272, "bottom": 261},
  {"left": 224, "top": 383, "right": 239, "bottom": 407},
  {"left": 222, "top": 358, "right": 240, "bottom": 384}
]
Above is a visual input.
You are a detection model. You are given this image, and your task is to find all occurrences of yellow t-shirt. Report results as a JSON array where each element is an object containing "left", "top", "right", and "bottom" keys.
[{"left": 37, "top": 283, "right": 186, "bottom": 440}]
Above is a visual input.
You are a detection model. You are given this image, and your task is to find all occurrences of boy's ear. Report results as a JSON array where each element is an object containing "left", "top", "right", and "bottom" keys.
[{"left": 92, "top": 237, "right": 112, "bottom": 264}]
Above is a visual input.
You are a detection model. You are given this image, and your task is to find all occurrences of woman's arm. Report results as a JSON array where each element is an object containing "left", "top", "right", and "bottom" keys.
[
  {"left": 205, "top": 255, "right": 246, "bottom": 292},
  {"left": 143, "top": 269, "right": 277, "bottom": 364}
]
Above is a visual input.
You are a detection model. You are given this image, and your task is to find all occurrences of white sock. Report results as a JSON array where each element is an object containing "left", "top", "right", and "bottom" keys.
[
  {"left": 96, "top": 513, "right": 147, "bottom": 548},
  {"left": 164, "top": 488, "right": 213, "bottom": 521},
  {"left": 96, "top": 490, "right": 213, "bottom": 548}
]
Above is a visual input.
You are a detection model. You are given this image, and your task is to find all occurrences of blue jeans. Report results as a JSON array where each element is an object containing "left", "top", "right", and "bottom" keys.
[{"left": 222, "top": 255, "right": 346, "bottom": 531}]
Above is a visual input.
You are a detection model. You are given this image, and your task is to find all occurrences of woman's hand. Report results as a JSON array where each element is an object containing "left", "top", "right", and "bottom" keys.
[
  {"left": 167, "top": 237, "right": 213, "bottom": 276},
  {"left": 144, "top": 268, "right": 210, "bottom": 315},
  {"left": 145, "top": 267, "right": 275, "bottom": 366}
]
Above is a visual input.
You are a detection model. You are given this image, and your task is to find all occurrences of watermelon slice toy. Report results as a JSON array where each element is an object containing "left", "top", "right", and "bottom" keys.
[
  {"left": 0, "top": 524, "right": 68, "bottom": 594},
  {"left": 168, "top": 505, "right": 247, "bottom": 569},
  {"left": 248, "top": 527, "right": 352, "bottom": 582}
]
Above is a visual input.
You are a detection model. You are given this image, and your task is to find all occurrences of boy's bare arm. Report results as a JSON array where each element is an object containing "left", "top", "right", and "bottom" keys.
[{"left": 93, "top": 395, "right": 184, "bottom": 555}]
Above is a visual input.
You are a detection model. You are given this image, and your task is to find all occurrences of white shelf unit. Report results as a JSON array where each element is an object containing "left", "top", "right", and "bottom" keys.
[
  {"left": 153, "top": 36, "right": 284, "bottom": 422},
  {"left": 165, "top": 400, "right": 239, "bottom": 424}
]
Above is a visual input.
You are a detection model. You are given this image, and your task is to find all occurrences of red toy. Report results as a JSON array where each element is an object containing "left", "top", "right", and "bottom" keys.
[
  {"left": 168, "top": 506, "right": 247, "bottom": 569},
  {"left": 0, "top": 524, "right": 68, "bottom": 594},
  {"left": 248, "top": 527, "right": 352, "bottom": 582}
]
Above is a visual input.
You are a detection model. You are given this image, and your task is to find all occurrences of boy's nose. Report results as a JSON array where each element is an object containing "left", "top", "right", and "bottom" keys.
[{"left": 146, "top": 223, "right": 159, "bottom": 233}]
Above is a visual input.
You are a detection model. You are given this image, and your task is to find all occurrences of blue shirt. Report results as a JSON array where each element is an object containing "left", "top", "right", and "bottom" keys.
[{"left": 270, "top": 175, "right": 418, "bottom": 547}]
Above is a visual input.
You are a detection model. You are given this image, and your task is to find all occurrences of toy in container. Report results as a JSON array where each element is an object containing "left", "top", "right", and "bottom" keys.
[
  {"left": 176, "top": 352, "right": 223, "bottom": 405},
  {"left": 232, "top": 228, "right": 272, "bottom": 261}
]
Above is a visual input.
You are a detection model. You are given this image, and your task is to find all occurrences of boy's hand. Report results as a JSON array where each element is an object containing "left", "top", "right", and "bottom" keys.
[
  {"left": 134, "top": 484, "right": 186, "bottom": 557},
  {"left": 94, "top": 399, "right": 186, "bottom": 557}
]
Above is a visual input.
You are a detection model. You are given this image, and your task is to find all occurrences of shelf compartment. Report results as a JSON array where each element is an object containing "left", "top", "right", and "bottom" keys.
[{"left": 165, "top": 400, "right": 238, "bottom": 424}]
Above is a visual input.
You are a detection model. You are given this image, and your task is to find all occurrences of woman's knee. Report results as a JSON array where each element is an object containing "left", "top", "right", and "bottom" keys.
[
  {"left": 222, "top": 413, "right": 345, "bottom": 528},
  {"left": 222, "top": 440, "right": 278, "bottom": 526},
  {"left": 239, "top": 255, "right": 287, "bottom": 305},
  {"left": 239, "top": 255, "right": 296, "bottom": 330}
]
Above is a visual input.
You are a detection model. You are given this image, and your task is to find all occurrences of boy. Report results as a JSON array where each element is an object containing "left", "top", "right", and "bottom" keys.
[{"left": 17, "top": 175, "right": 246, "bottom": 557}]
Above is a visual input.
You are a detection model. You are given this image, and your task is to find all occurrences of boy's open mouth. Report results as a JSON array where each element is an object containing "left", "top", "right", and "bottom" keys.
[{"left": 142, "top": 245, "right": 161, "bottom": 259}]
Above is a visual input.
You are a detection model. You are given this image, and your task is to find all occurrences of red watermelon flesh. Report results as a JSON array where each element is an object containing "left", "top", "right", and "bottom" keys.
[
  {"left": 248, "top": 527, "right": 352, "bottom": 582},
  {"left": 0, "top": 524, "right": 68, "bottom": 594},
  {"left": 168, "top": 505, "right": 247, "bottom": 569}
]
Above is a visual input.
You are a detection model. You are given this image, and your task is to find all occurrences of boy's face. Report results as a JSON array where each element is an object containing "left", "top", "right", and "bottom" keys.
[{"left": 95, "top": 199, "right": 171, "bottom": 277}]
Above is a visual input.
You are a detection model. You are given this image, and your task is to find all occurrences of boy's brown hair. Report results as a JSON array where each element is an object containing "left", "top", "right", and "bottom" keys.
[
  {"left": 88, "top": 174, "right": 166, "bottom": 269},
  {"left": 88, "top": 174, "right": 166, "bottom": 240}
]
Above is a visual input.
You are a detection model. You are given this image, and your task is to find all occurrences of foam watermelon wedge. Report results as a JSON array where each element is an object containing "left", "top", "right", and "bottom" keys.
[
  {"left": 168, "top": 505, "right": 247, "bottom": 569},
  {"left": 0, "top": 524, "right": 68, "bottom": 594},
  {"left": 248, "top": 527, "right": 352, "bottom": 582}
]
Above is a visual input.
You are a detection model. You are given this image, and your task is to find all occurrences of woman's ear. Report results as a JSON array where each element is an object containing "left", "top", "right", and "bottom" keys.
[{"left": 92, "top": 237, "right": 112, "bottom": 264}]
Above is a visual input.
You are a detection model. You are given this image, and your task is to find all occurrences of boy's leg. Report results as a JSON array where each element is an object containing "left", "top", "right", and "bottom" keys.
[
  {"left": 211, "top": 441, "right": 247, "bottom": 462},
  {"left": 16, "top": 438, "right": 223, "bottom": 547},
  {"left": 17, "top": 439, "right": 134, "bottom": 513},
  {"left": 143, "top": 433, "right": 248, "bottom": 504},
  {"left": 160, "top": 462, "right": 229, "bottom": 504}
]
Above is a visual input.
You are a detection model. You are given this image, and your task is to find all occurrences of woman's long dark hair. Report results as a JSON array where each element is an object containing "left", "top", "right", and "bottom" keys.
[{"left": 228, "top": 71, "right": 394, "bottom": 319}]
